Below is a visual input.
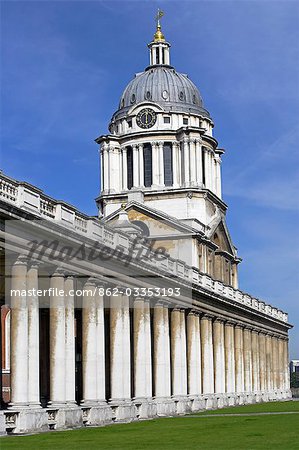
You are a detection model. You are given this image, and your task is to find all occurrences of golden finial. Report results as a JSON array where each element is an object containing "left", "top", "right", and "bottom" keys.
[{"left": 154, "top": 8, "right": 165, "bottom": 42}]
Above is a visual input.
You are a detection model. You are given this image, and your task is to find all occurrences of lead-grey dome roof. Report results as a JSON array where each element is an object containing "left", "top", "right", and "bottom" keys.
[{"left": 111, "top": 65, "right": 210, "bottom": 122}]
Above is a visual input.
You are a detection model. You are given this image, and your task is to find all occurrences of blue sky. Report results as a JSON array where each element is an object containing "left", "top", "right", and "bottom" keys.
[{"left": 1, "top": 0, "right": 298, "bottom": 357}]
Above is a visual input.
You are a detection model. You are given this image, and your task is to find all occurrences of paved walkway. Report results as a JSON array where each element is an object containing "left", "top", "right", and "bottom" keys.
[{"left": 187, "top": 411, "right": 299, "bottom": 418}]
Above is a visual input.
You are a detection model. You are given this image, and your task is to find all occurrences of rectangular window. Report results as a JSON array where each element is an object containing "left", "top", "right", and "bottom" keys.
[
  {"left": 143, "top": 143, "right": 152, "bottom": 187},
  {"left": 183, "top": 118, "right": 188, "bottom": 125},
  {"left": 127, "top": 120, "right": 132, "bottom": 128},
  {"left": 156, "top": 48, "right": 160, "bottom": 65},
  {"left": 163, "top": 142, "right": 173, "bottom": 187},
  {"left": 127, "top": 146, "right": 133, "bottom": 189},
  {"left": 164, "top": 116, "right": 171, "bottom": 124}
]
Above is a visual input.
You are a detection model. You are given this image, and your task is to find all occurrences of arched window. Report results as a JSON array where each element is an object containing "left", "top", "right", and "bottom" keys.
[
  {"left": 163, "top": 142, "right": 173, "bottom": 186},
  {"left": 127, "top": 146, "right": 133, "bottom": 189},
  {"left": 143, "top": 143, "right": 152, "bottom": 187}
]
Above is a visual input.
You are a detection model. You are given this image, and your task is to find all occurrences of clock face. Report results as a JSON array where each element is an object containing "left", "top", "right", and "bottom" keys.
[{"left": 136, "top": 108, "right": 157, "bottom": 129}]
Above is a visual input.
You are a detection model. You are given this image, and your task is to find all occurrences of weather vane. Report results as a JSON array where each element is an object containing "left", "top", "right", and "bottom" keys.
[{"left": 155, "top": 8, "right": 164, "bottom": 28}]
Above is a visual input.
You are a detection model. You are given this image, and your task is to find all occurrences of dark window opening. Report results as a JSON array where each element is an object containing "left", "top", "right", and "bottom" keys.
[
  {"left": 127, "top": 146, "right": 133, "bottom": 189},
  {"left": 156, "top": 48, "right": 160, "bottom": 64},
  {"left": 127, "top": 120, "right": 132, "bottom": 128},
  {"left": 183, "top": 118, "right": 188, "bottom": 125},
  {"left": 162, "top": 48, "right": 165, "bottom": 64},
  {"left": 163, "top": 142, "right": 173, "bottom": 187},
  {"left": 164, "top": 116, "right": 170, "bottom": 124},
  {"left": 143, "top": 143, "right": 152, "bottom": 187}
]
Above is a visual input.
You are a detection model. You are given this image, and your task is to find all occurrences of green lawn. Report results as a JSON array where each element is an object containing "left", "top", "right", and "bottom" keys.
[{"left": 1, "top": 401, "right": 299, "bottom": 450}]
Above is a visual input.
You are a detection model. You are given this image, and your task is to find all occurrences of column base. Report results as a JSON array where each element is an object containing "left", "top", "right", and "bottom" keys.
[
  {"left": 154, "top": 396, "right": 176, "bottom": 416},
  {"left": 172, "top": 395, "right": 191, "bottom": 414},
  {"left": 133, "top": 397, "right": 157, "bottom": 419},
  {"left": 108, "top": 399, "right": 136, "bottom": 422}
]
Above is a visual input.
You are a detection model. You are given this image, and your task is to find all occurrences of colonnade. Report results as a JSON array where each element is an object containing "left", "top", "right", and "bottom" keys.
[
  {"left": 100, "top": 139, "right": 222, "bottom": 197},
  {"left": 8, "top": 256, "right": 290, "bottom": 410}
]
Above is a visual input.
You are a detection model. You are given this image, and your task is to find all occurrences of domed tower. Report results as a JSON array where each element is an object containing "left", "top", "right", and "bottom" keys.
[{"left": 95, "top": 14, "right": 225, "bottom": 228}]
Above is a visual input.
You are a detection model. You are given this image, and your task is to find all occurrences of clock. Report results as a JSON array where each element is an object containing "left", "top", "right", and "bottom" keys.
[{"left": 136, "top": 108, "right": 157, "bottom": 129}]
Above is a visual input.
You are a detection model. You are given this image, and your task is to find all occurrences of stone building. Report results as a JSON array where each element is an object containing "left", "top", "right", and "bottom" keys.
[{"left": 0, "top": 18, "right": 292, "bottom": 434}]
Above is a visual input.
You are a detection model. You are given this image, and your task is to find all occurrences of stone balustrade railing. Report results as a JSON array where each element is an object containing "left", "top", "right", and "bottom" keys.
[{"left": 0, "top": 171, "right": 288, "bottom": 323}]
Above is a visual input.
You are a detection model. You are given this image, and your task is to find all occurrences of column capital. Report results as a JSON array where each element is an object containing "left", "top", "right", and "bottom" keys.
[
  {"left": 51, "top": 267, "right": 66, "bottom": 277},
  {"left": 235, "top": 322, "right": 245, "bottom": 329},
  {"left": 214, "top": 317, "right": 225, "bottom": 324},
  {"left": 201, "top": 313, "right": 214, "bottom": 321},
  {"left": 27, "top": 259, "right": 43, "bottom": 269},
  {"left": 225, "top": 319, "right": 237, "bottom": 326},
  {"left": 13, "top": 254, "right": 28, "bottom": 266}
]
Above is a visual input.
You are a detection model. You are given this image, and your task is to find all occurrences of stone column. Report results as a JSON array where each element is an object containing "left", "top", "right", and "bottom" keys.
[
  {"left": 224, "top": 321, "right": 235, "bottom": 393},
  {"left": 158, "top": 141, "right": 165, "bottom": 186},
  {"left": 283, "top": 338, "right": 290, "bottom": 390},
  {"left": 204, "top": 148, "right": 211, "bottom": 189},
  {"left": 122, "top": 147, "right": 128, "bottom": 190},
  {"left": 171, "top": 308, "right": 182, "bottom": 395},
  {"left": 172, "top": 142, "right": 180, "bottom": 187},
  {"left": 153, "top": 302, "right": 170, "bottom": 398},
  {"left": 138, "top": 143, "right": 144, "bottom": 187},
  {"left": 234, "top": 324, "right": 244, "bottom": 393},
  {"left": 213, "top": 318, "right": 225, "bottom": 393},
  {"left": 64, "top": 276, "right": 76, "bottom": 405},
  {"left": 278, "top": 338, "right": 284, "bottom": 390},
  {"left": 163, "top": 305, "right": 171, "bottom": 396},
  {"left": 258, "top": 332, "right": 266, "bottom": 392},
  {"left": 110, "top": 294, "right": 131, "bottom": 401},
  {"left": 180, "top": 309, "right": 187, "bottom": 395},
  {"left": 251, "top": 329, "right": 260, "bottom": 392},
  {"left": 201, "top": 314, "right": 214, "bottom": 394},
  {"left": 152, "top": 142, "right": 160, "bottom": 187},
  {"left": 183, "top": 139, "right": 190, "bottom": 186},
  {"left": 243, "top": 327, "right": 253, "bottom": 392},
  {"left": 133, "top": 297, "right": 146, "bottom": 398},
  {"left": 153, "top": 302, "right": 165, "bottom": 397},
  {"left": 265, "top": 334, "right": 273, "bottom": 391},
  {"left": 102, "top": 145, "right": 109, "bottom": 191},
  {"left": 95, "top": 287, "right": 106, "bottom": 402},
  {"left": 195, "top": 139, "right": 203, "bottom": 186},
  {"left": 122, "top": 295, "right": 131, "bottom": 399},
  {"left": 27, "top": 262, "right": 40, "bottom": 407},
  {"left": 49, "top": 269, "right": 66, "bottom": 406},
  {"left": 189, "top": 139, "right": 197, "bottom": 185},
  {"left": 82, "top": 279, "right": 97, "bottom": 404},
  {"left": 133, "top": 144, "right": 139, "bottom": 187},
  {"left": 215, "top": 155, "right": 222, "bottom": 197},
  {"left": 144, "top": 299, "right": 152, "bottom": 398},
  {"left": 271, "top": 335, "right": 278, "bottom": 391},
  {"left": 10, "top": 256, "right": 28, "bottom": 407},
  {"left": 187, "top": 311, "right": 201, "bottom": 395}
]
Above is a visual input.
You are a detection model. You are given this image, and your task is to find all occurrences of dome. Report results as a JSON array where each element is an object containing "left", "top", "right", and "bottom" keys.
[{"left": 111, "top": 65, "right": 210, "bottom": 122}]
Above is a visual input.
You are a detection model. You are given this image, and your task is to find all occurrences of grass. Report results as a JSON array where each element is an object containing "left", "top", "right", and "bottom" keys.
[{"left": 1, "top": 401, "right": 299, "bottom": 450}]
